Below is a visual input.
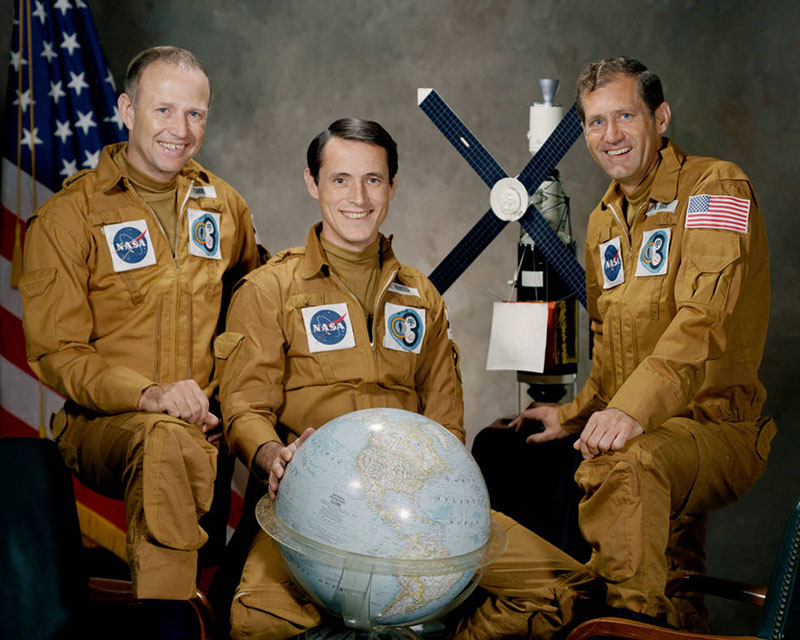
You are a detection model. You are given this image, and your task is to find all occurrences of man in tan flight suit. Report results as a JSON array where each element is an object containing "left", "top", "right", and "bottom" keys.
[
  {"left": 512, "top": 56, "right": 776, "bottom": 630},
  {"left": 217, "top": 118, "right": 601, "bottom": 640},
  {"left": 20, "top": 46, "right": 261, "bottom": 637}
]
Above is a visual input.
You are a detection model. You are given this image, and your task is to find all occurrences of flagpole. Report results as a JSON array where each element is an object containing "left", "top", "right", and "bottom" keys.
[{"left": 13, "top": 0, "right": 24, "bottom": 290}]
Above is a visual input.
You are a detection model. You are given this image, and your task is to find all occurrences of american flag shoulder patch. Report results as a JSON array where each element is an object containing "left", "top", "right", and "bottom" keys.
[{"left": 685, "top": 194, "right": 751, "bottom": 233}]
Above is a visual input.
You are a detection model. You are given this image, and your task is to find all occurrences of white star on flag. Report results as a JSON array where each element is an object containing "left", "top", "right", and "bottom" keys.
[
  {"left": 83, "top": 148, "right": 101, "bottom": 169},
  {"left": 33, "top": 0, "right": 47, "bottom": 23},
  {"left": 54, "top": 0, "right": 72, "bottom": 16},
  {"left": 41, "top": 41, "right": 57, "bottom": 63},
  {"left": 60, "top": 158, "right": 79, "bottom": 177},
  {"left": 49, "top": 80, "right": 66, "bottom": 104},
  {"left": 76, "top": 0, "right": 87, "bottom": 7},
  {"left": 67, "top": 71, "right": 89, "bottom": 96},
  {"left": 54, "top": 120, "right": 73, "bottom": 144},
  {"left": 104, "top": 68, "right": 116, "bottom": 91},
  {"left": 61, "top": 31, "right": 80, "bottom": 56},
  {"left": 10, "top": 49, "right": 27, "bottom": 72},
  {"left": 75, "top": 110, "right": 97, "bottom": 135},
  {"left": 13, "top": 89, "right": 35, "bottom": 113},
  {"left": 20, "top": 127, "right": 43, "bottom": 151},
  {"left": 104, "top": 105, "right": 125, "bottom": 131}
]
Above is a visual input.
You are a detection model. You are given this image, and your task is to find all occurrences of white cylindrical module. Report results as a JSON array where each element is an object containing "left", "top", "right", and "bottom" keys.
[
  {"left": 528, "top": 103, "right": 565, "bottom": 154},
  {"left": 527, "top": 78, "right": 564, "bottom": 154}
]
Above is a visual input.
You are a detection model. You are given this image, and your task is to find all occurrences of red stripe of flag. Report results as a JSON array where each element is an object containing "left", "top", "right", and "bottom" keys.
[
  {"left": 0, "top": 304, "right": 36, "bottom": 378},
  {"left": 1, "top": 203, "right": 25, "bottom": 263},
  {"left": 72, "top": 476, "right": 127, "bottom": 531},
  {"left": 228, "top": 485, "right": 243, "bottom": 530},
  {"left": 0, "top": 404, "right": 38, "bottom": 437}
]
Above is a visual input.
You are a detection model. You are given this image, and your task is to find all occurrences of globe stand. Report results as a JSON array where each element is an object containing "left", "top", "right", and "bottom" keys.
[{"left": 257, "top": 496, "right": 508, "bottom": 638}]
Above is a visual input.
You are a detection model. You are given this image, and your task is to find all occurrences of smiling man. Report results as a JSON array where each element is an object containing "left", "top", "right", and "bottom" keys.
[
  {"left": 215, "top": 118, "right": 601, "bottom": 639},
  {"left": 20, "top": 46, "right": 261, "bottom": 638},
  {"left": 512, "top": 57, "right": 776, "bottom": 630}
]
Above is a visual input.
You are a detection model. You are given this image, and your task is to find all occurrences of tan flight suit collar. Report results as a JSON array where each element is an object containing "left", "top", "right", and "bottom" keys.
[
  {"left": 300, "top": 222, "right": 401, "bottom": 280},
  {"left": 93, "top": 142, "right": 213, "bottom": 192},
  {"left": 599, "top": 138, "right": 687, "bottom": 212}
]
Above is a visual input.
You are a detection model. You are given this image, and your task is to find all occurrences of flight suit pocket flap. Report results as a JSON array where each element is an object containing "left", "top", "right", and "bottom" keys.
[
  {"left": 88, "top": 210, "right": 123, "bottom": 226},
  {"left": 214, "top": 332, "right": 245, "bottom": 359},
  {"left": 19, "top": 267, "right": 56, "bottom": 296},
  {"left": 689, "top": 250, "right": 739, "bottom": 274}
]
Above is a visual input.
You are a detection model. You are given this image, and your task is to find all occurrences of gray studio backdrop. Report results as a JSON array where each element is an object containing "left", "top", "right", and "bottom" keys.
[{"left": 2, "top": 0, "right": 798, "bottom": 633}]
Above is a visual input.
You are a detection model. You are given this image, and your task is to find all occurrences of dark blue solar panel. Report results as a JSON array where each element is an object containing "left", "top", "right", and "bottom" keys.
[
  {"left": 519, "top": 208, "right": 586, "bottom": 308},
  {"left": 517, "top": 105, "right": 582, "bottom": 194},
  {"left": 429, "top": 210, "right": 508, "bottom": 294},
  {"left": 419, "top": 90, "right": 508, "bottom": 189},
  {"left": 420, "top": 91, "right": 585, "bottom": 306}
]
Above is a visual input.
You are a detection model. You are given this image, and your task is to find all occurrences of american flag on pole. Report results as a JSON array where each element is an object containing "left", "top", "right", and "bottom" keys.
[
  {"left": 2, "top": 0, "right": 127, "bottom": 559},
  {"left": 685, "top": 193, "right": 751, "bottom": 234}
]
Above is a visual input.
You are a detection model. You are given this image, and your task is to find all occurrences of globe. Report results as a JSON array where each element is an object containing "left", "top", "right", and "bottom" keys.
[{"left": 256, "top": 408, "right": 503, "bottom": 633}]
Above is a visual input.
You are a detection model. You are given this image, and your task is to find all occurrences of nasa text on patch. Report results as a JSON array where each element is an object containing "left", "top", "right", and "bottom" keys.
[
  {"left": 187, "top": 209, "right": 222, "bottom": 260},
  {"left": 636, "top": 228, "right": 671, "bottom": 277},
  {"left": 102, "top": 219, "right": 157, "bottom": 272},
  {"left": 599, "top": 236, "right": 625, "bottom": 289},
  {"left": 383, "top": 302, "right": 426, "bottom": 354},
  {"left": 301, "top": 303, "right": 356, "bottom": 353}
]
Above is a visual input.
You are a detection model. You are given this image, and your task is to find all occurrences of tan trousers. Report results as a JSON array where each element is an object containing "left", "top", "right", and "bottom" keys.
[
  {"left": 574, "top": 416, "right": 776, "bottom": 626},
  {"left": 53, "top": 405, "right": 218, "bottom": 599},
  {"left": 230, "top": 511, "right": 600, "bottom": 640}
]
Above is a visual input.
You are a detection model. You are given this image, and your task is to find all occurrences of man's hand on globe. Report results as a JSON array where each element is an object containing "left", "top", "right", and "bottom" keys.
[{"left": 257, "top": 428, "right": 315, "bottom": 500}]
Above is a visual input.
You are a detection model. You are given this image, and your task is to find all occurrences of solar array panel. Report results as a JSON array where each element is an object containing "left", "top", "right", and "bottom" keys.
[{"left": 419, "top": 89, "right": 586, "bottom": 306}]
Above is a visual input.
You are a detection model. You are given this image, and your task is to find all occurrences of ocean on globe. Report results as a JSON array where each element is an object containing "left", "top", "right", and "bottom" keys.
[{"left": 265, "top": 408, "right": 491, "bottom": 628}]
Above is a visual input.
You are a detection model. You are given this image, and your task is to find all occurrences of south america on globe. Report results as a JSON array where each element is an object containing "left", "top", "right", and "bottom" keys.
[{"left": 257, "top": 408, "right": 492, "bottom": 629}]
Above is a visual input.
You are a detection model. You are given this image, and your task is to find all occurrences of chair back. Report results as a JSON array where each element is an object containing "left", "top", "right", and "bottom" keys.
[
  {"left": 756, "top": 497, "right": 800, "bottom": 639},
  {"left": 0, "top": 437, "right": 87, "bottom": 639}
]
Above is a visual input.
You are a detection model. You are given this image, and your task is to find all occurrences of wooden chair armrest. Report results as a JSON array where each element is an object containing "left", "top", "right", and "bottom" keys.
[
  {"left": 667, "top": 574, "right": 767, "bottom": 606},
  {"left": 87, "top": 577, "right": 137, "bottom": 602},
  {"left": 567, "top": 616, "right": 762, "bottom": 640},
  {"left": 87, "top": 578, "right": 215, "bottom": 640}
]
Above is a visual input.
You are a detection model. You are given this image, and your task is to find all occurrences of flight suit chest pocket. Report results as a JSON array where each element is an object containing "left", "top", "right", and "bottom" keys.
[{"left": 89, "top": 209, "right": 149, "bottom": 306}]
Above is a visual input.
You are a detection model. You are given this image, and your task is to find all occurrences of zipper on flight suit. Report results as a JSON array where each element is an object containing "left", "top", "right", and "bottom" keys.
[
  {"left": 128, "top": 180, "right": 195, "bottom": 381},
  {"left": 329, "top": 268, "right": 398, "bottom": 354}
]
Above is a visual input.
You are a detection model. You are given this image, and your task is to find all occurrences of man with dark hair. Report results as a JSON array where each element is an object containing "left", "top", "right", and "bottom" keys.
[
  {"left": 512, "top": 56, "right": 775, "bottom": 629},
  {"left": 20, "top": 46, "right": 261, "bottom": 636},
  {"left": 216, "top": 118, "right": 600, "bottom": 639}
]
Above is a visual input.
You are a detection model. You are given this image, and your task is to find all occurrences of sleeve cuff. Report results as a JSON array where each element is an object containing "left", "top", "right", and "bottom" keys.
[
  {"left": 227, "top": 414, "right": 281, "bottom": 472},
  {"left": 607, "top": 367, "right": 683, "bottom": 431}
]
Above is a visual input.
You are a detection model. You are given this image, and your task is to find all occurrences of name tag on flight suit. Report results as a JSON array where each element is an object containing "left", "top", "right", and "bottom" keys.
[
  {"left": 388, "top": 282, "right": 420, "bottom": 297},
  {"left": 636, "top": 228, "right": 671, "bottom": 277},
  {"left": 103, "top": 219, "right": 157, "bottom": 272},
  {"left": 190, "top": 185, "right": 217, "bottom": 199},
  {"left": 302, "top": 303, "right": 356, "bottom": 353},
  {"left": 646, "top": 199, "right": 679, "bottom": 216},
  {"left": 187, "top": 209, "right": 222, "bottom": 260},
  {"left": 383, "top": 302, "right": 426, "bottom": 354},
  {"left": 599, "top": 236, "right": 625, "bottom": 289}
]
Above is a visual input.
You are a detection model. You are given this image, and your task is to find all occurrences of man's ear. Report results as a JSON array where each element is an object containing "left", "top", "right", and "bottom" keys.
[
  {"left": 118, "top": 92, "right": 135, "bottom": 131},
  {"left": 655, "top": 101, "right": 671, "bottom": 135},
  {"left": 304, "top": 168, "right": 320, "bottom": 200},
  {"left": 388, "top": 173, "right": 398, "bottom": 200}
]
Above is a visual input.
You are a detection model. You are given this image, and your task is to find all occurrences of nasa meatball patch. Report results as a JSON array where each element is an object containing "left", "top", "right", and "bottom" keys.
[
  {"left": 599, "top": 236, "right": 625, "bottom": 289},
  {"left": 302, "top": 303, "right": 356, "bottom": 353},
  {"left": 103, "top": 220, "right": 157, "bottom": 272}
]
